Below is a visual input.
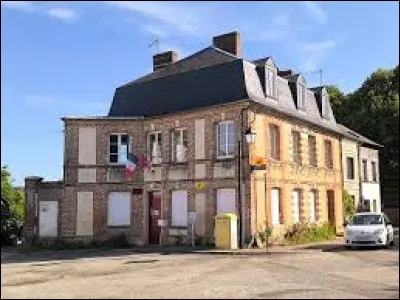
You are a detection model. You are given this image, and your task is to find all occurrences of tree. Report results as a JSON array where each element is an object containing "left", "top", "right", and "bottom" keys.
[
  {"left": 328, "top": 66, "right": 399, "bottom": 177},
  {"left": 1, "top": 165, "right": 24, "bottom": 220}
]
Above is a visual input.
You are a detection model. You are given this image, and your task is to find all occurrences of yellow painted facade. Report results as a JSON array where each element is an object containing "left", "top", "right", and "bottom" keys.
[{"left": 248, "top": 111, "right": 344, "bottom": 238}]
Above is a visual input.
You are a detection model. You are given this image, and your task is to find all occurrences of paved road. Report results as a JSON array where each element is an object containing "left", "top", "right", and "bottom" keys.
[{"left": 1, "top": 247, "right": 398, "bottom": 299}]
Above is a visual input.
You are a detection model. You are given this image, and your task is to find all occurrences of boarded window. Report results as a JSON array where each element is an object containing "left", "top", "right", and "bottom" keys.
[
  {"left": 362, "top": 160, "right": 368, "bottom": 181},
  {"left": 347, "top": 157, "right": 355, "bottom": 180},
  {"left": 372, "top": 162, "right": 377, "bottom": 182},
  {"left": 271, "top": 188, "right": 281, "bottom": 226},
  {"left": 171, "top": 190, "right": 188, "bottom": 227},
  {"left": 292, "top": 131, "right": 301, "bottom": 164},
  {"left": 107, "top": 192, "right": 131, "bottom": 226},
  {"left": 171, "top": 128, "right": 188, "bottom": 163},
  {"left": 216, "top": 188, "right": 236, "bottom": 215},
  {"left": 269, "top": 124, "right": 280, "bottom": 160},
  {"left": 324, "top": 140, "right": 333, "bottom": 169},
  {"left": 308, "top": 135, "right": 317, "bottom": 167},
  {"left": 309, "top": 190, "right": 317, "bottom": 223}
]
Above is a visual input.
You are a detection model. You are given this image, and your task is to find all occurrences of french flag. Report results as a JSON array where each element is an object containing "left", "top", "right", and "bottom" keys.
[{"left": 125, "top": 153, "right": 138, "bottom": 178}]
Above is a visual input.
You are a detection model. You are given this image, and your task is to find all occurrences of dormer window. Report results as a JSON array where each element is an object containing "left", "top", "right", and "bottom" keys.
[
  {"left": 266, "top": 67, "right": 277, "bottom": 98},
  {"left": 321, "top": 91, "right": 330, "bottom": 120},
  {"left": 297, "top": 83, "right": 306, "bottom": 110}
]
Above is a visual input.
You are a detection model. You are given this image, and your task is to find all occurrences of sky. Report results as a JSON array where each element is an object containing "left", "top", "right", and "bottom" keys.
[{"left": 1, "top": 1, "right": 399, "bottom": 186}]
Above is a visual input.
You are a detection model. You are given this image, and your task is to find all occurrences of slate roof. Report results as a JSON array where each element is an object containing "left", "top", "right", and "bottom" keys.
[
  {"left": 108, "top": 44, "right": 353, "bottom": 137},
  {"left": 337, "top": 124, "right": 383, "bottom": 148}
]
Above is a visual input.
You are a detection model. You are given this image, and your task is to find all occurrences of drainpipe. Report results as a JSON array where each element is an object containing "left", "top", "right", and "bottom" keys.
[{"left": 357, "top": 143, "right": 363, "bottom": 212}]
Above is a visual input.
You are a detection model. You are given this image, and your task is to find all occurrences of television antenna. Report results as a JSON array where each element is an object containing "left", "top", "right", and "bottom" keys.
[{"left": 148, "top": 37, "right": 160, "bottom": 55}]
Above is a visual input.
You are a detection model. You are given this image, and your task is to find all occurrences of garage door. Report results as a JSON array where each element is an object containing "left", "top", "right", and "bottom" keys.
[{"left": 39, "top": 201, "right": 58, "bottom": 237}]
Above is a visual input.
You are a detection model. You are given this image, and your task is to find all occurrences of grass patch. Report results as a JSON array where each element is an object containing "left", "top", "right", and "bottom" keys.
[{"left": 281, "top": 222, "right": 336, "bottom": 246}]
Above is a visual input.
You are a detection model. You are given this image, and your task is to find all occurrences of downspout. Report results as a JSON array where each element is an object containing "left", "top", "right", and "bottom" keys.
[{"left": 357, "top": 143, "right": 363, "bottom": 212}]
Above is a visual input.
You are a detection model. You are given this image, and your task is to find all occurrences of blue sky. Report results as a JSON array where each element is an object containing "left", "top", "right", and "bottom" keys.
[{"left": 1, "top": 1, "right": 399, "bottom": 186}]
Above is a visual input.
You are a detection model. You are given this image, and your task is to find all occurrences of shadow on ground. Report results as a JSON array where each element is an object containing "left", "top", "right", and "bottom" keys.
[{"left": 1, "top": 246, "right": 215, "bottom": 265}]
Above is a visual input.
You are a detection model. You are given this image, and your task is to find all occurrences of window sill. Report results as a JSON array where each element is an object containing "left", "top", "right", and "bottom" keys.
[
  {"left": 107, "top": 225, "right": 131, "bottom": 228},
  {"left": 215, "top": 156, "right": 236, "bottom": 161},
  {"left": 169, "top": 161, "right": 188, "bottom": 166}
]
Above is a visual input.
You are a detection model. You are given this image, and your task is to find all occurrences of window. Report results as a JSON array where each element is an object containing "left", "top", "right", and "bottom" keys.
[
  {"left": 217, "top": 121, "right": 235, "bottom": 158},
  {"left": 297, "top": 83, "right": 306, "bottom": 109},
  {"left": 372, "top": 162, "right": 377, "bottom": 182},
  {"left": 171, "top": 190, "right": 188, "bottom": 227},
  {"left": 362, "top": 159, "right": 368, "bottom": 181},
  {"left": 324, "top": 140, "right": 333, "bottom": 169},
  {"left": 171, "top": 129, "right": 188, "bottom": 163},
  {"left": 271, "top": 188, "right": 281, "bottom": 226},
  {"left": 217, "top": 189, "right": 236, "bottom": 215},
  {"left": 107, "top": 192, "right": 131, "bottom": 226},
  {"left": 322, "top": 92, "right": 330, "bottom": 119},
  {"left": 269, "top": 124, "right": 280, "bottom": 160},
  {"left": 346, "top": 157, "right": 355, "bottom": 180},
  {"left": 266, "top": 68, "right": 277, "bottom": 98},
  {"left": 292, "top": 131, "right": 301, "bottom": 164},
  {"left": 109, "top": 134, "right": 129, "bottom": 164},
  {"left": 309, "top": 190, "right": 317, "bottom": 223},
  {"left": 292, "top": 190, "right": 301, "bottom": 224},
  {"left": 308, "top": 135, "right": 317, "bottom": 167},
  {"left": 148, "top": 132, "right": 162, "bottom": 164}
]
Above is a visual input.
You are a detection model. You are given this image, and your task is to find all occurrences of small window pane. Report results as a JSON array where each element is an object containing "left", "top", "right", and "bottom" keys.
[
  {"left": 121, "top": 135, "right": 128, "bottom": 145},
  {"left": 109, "top": 154, "right": 118, "bottom": 163},
  {"left": 109, "top": 145, "right": 118, "bottom": 154},
  {"left": 110, "top": 135, "right": 118, "bottom": 143}
]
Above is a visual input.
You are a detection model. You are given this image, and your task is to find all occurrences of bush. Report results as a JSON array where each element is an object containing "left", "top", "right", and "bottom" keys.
[
  {"left": 258, "top": 225, "right": 273, "bottom": 248},
  {"left": 343, "top": 190, "right": 355, "bottom": 218},
  {"left": 1, "top": 215, "right": 23, "bottom": 245},
  {"left": 283, "top": 222, "right": 335, "bottom": 245}
]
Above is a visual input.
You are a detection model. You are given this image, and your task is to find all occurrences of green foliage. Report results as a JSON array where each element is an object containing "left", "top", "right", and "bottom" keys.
[
  {"left": 258, "top": 224, "right": 273, "bottom": 248},
  {"left": 343, "top": 190, "right": 355, "bottom": 218},
  {"left": 1, "top": 165, "right": 25, "bottom": 245},
  {"left": 1, "top": 165, "right": 25, "bottom": 220},
  {"left": 327, "top": 66, "right": 399, "bottom": 178},
  {"left": 283, "top": 223, "right": 335, "bottom": 245}
]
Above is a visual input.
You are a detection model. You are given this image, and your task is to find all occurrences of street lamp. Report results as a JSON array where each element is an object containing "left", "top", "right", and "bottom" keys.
[{"left": 245, "top": 128, "right": 256, "bottom": 144}]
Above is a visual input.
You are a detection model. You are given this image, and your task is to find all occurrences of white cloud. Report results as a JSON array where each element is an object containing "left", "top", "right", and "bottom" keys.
[
  {"left": 47, "top": 8, "right": 78, "bottom": 23},
  {"left": 140, "top": 24, "right": 169, "bottom": 38},
  {"left": 103, "top": 1, "right": 201, "bottom": 36},
  {"left": 1, "top": 1, "right": 35, "bottom": 12},
  {"left": 302, "top": 1, "right": 327, "bottom": 23},
  {"left": 258, "top": 12, "right": 291, "bottom": 42},
  {"left": 1, "top": 1, "right": 79, "bottom": 23},
  {"left": 298, "top": 39, "right": 336, "bottom": 72}
]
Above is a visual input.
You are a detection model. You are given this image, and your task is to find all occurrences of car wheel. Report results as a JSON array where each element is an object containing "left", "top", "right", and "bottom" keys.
[
  {"left": 389, "top": 238, "right": 395, "bottom": 247},
  {"left": 345, "top": 245, "right": 352, "bottom": 250},
  {"left": 384, "top": 235, "right": 390, "bottom": 249}
]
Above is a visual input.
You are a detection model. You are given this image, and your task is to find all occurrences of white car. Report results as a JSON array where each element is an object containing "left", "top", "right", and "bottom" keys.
[{"left": 344, "top": 212, "right": 395, "bottom": 249}]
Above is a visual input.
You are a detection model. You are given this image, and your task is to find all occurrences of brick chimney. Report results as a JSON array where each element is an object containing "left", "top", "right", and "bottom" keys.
[
  {"left": 153, "top": 51, "right": 178, "bottom": 71},
  {"left": 212, "top": 31, "right": 241, "bottom": 57}
]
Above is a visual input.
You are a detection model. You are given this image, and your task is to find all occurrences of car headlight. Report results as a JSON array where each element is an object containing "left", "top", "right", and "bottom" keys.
[{"left": 373, "top": 229, "right": 384, "bottom": 235}]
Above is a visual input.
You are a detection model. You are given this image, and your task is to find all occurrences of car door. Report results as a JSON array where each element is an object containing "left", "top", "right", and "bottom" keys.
[{"left": 384, "top": 214, "right": 394, "bottom": 242}]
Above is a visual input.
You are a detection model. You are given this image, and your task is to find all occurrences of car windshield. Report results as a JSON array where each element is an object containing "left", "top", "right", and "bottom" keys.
[{"left": 349, "top": 214, "right": 383, "bottom": 225}]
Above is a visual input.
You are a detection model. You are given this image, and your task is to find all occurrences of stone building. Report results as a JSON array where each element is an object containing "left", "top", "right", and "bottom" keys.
[{"left": 25, "top": 31, "right": 349, "bottom": 247}]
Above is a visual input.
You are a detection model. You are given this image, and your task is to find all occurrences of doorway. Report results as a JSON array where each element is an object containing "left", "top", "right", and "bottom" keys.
[
  {"left": 327, "top": 190, "right": 335, "bottom": 225},
  {"left": 148, "top": 191, "right": 161, "bottom": 245}
]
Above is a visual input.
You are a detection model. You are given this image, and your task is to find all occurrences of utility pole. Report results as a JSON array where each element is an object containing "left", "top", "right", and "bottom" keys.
[{"left": 303, "top": 68, "right": 323, "bottom": 86}]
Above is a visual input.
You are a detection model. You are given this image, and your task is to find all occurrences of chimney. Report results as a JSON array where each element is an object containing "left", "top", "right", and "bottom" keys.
[
  {"left": 153, "top": 51, "right": 178, "bottom": 71},
  {"left": 212, "top": 31, "right": 241, "bottom": 57}
]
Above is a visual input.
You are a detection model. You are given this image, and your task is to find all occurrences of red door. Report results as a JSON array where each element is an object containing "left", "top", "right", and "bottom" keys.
[{"left": 148, "top": 192, "right": 161, "bottom": 245}]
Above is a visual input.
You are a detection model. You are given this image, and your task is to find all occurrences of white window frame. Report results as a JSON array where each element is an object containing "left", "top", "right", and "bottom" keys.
[
  {"left": 109, "top": 133, "right": 129, "bottom": 164},
  {"left": 107, "top": 192, "right": 131, "bottom": 226},
  {"left": 266, "top": 67, "right": 277, "bottom": 98},
  {"left": 171, "top": 128, "right": 188, "bottom": 163},
  {"left": 292, "top": 190, "right": 301, "bottom": 224},
  {"left": 148, "top": 131, "right": 162, "bottom": 164},
  {"left": 216, "top": 121, "right": 236, "bottom": 159},
  {"left": 171, "top": 190, "right": 188, "bottom": 227},
  {"left": 297, "top": 83, "right": 306, "bottom": 110}
]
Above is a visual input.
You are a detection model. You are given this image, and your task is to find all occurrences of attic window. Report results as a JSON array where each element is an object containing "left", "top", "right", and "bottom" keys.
[
  {"left": 297, "top": 83, "right": 306, "bottom": 110},
  {"left": 322, "top": 91, "right": 330, "bottom": 120},
  {"left": 266, "top": 67, "right": 277, "bottom": 98}
]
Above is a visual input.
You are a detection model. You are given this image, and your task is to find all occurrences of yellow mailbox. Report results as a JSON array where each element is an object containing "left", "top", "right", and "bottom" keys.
[{"left": 214, "top": 213, "right": 238, "bottom": 249}]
